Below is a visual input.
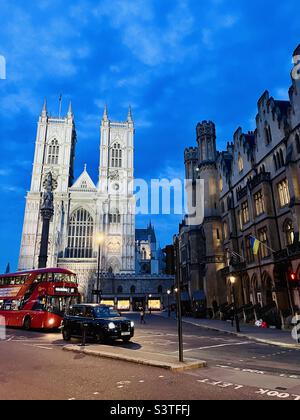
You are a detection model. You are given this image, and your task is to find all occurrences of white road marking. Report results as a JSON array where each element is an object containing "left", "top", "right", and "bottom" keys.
[{"left": 172, "top": 341, "right": 251, "bottom": 353}]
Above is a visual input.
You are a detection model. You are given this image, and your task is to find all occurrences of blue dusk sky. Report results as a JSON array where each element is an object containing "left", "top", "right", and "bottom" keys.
[{"left": 0, "top": 0, "right": 299, "bottom": 272}]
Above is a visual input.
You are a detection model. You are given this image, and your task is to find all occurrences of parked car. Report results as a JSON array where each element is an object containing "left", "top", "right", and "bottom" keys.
[{"left": 61, "top": 304, "right": 135, "bottom": 343}]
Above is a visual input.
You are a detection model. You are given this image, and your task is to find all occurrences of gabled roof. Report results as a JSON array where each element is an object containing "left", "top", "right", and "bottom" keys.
[{"left": 70, "top": 166, "right": 97, "bottom": 192}]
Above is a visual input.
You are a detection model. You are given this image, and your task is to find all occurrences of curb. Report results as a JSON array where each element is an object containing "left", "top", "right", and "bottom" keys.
[
  {"left": 63, "top": 345, "right": 207, "bottom": 372},
  {"left": 179, "top": 318, "right": 300, "bottom": 350}
]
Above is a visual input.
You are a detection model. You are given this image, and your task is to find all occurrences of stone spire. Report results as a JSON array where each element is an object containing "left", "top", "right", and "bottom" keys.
[
  {"left": 41, "top": 99, "right": 47, "bottom": 117},
  {"left": 67, "top": 101, "right": 73, "bottom": 117},
  {"left": 102, "top": 104, "right": 109, "bottom": 122},
  {"left": 127, "top": 105, "right": 133, "bottom": 122}
]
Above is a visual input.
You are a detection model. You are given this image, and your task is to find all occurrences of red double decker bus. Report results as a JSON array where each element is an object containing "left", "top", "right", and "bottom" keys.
[{"left": 0, "top": 268, "right": 81, "bottom": 330}]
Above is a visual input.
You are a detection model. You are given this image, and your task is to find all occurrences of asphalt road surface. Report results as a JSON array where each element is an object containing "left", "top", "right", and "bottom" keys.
[{"left": 1, "top": 313, "right": 300, "bottom": 401}]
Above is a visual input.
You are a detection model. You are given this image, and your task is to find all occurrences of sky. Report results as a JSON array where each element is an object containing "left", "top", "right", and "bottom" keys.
[{"left": 0, "top": 0, "right": 299, "bottom": 272}]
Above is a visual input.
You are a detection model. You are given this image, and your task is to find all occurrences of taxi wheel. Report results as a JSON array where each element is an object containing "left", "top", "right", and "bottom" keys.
[
  {"left": 23, "top": 317, "right": 31, "bottom": 331},
  {"left": 96, "top": 332, "right": 105, "bottom": 343}
]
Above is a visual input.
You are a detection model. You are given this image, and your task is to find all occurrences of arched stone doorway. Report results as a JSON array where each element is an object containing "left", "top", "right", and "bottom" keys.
[
  {"left": 273, "top": 263, "right": 293, "bottom": 312},
  {"left": 262, "top": 272, "right": 274, "bottom": 307},
  {"left": 250, "top": 274, "right": 258, "bottom": 305},
  {"left": 242, "top": 274, "right": 251, "bottom": 305}
]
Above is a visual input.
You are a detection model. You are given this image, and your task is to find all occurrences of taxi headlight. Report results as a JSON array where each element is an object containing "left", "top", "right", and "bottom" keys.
[
  {"left": 108, "top": 322, "right": 116, "bottom": 330},
  {"left": 131, "top": 321, "right": 135, "bottom": 328}
]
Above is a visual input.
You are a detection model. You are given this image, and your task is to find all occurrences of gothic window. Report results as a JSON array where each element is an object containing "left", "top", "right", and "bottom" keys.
[
  {"left": 284, "top": 219, "right": 294, "bottom": 246},
  {"left": 296, "top": 134, "right": 300, "bottom": 154},
  {"left": 47, "top": 139, "right": 59, "bottom": 165},
  {"left": 111, "top": 143, "right": 122, "bottom": 168},
  {"left": 158, "top": 285, "right": 163, "bottom": 294},
  {"left": 141, "top": 247, "right": 147, "bottom": 260},
  {"left": 254, "top": 190, "right": 265, "bottom": 217},
  {"left": 241, "top": 201, "right": 250, "bottom": 225},
  {"left": 130, "top": 285, "right": 136, "bottom": 294},
  {"left": 117, "top": 286, "right": 123, "bottom": 294},
  {"left": 277, "top": 179, "right": 290, "bottom": 207},
  {"left": 66, "top": 208, "right": 94, "bottom": 259},
  {"left": 219, "top": 176, "right": 223, "bottom": 192},
  {"left": 258, "top": 227, "right": 270, "bottom": 259},
  {"left": 238, "top": 154, "right": 244, "bottom": 173},
  {"left": 265, "top": 124, "right": 272, "bottom": 145},
  {"left": 109, "top": 210, "right": 121, "bottom": 224},
  {"left": 245, "top": 235, "right": 255, "bottom": 263},
  {"left": 81, "top": 181, "right": 88, "bottom": 189},
  {"left": 223, "top": 222, "right": 229, "bottom": 240},
  {"left": 273, "top": 155, "right": 278, "bottom": 172},
  {"left": 279, "top": 149, "right": 285, "bottom": 167}
]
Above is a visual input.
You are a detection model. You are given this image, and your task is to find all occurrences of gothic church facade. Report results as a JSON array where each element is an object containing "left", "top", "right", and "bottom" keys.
[{"left": 18, "top": 104, "right": 136, "bottom": 297}]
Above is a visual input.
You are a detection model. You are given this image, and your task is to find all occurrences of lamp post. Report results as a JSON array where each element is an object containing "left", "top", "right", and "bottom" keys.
[
  {"left": 174, "top": 236, "right": 184, "bottom": 363},
  {"left": 95, "top": 233, "right": 105, "bottom": 304},
  {"left": 167, "top": 290, "right": 171, "bottom": 317},
  {"left": 229, "top": 276, "right": 241, "bottom": 333}
]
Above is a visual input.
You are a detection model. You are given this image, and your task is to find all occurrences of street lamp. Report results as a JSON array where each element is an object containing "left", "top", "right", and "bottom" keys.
[
  {"left": 95, "top": 233, "right": 105, "bottom": 304},
  {"left": 229, "top": 276, "right": 241, "bottom": 333},
  {"left": 174, "top": 236, "right": 184, "bottom": 363},
  {"left": 167, "top": 290, "right": 171, "bottom": 317}
]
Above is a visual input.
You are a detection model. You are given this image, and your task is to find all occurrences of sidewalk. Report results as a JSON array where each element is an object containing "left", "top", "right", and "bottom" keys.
[
  {"left": 63, "top": 343, "right": 206, "bottom": 372},
  {"left": 158, "top": 312, "right": 300, "bottom": 350}
]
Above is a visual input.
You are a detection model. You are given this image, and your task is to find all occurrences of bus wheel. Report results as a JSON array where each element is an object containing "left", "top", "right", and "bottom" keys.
[{"left": 23, "top": 317, "right": 31, "bottom": 331}]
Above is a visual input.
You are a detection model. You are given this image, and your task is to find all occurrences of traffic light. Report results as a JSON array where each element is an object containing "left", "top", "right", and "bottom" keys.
[{"left": 289, "top": 272, "right": 300, "bottom": 288}]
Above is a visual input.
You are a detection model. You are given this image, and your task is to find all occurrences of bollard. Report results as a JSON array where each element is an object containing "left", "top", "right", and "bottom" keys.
[{"left": 81, "top": 323, "right": 88, "bottom": 347}]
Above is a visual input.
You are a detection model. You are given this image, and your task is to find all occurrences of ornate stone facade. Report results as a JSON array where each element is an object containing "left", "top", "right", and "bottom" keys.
[
  {"left": 18, "top": 104, "right": 135, "bottom": 297},
  {"left": 178, "top": 45, "right": 300, "bottom": 318}
]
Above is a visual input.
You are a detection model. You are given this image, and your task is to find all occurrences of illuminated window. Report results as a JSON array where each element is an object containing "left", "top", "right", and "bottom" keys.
[
  {"left": 66, "top": 208, "right": 94, "bottom": 258},
  {"left": 219, "top": 176, "right": 223, "bottom": 192},
  {"left": 47, "top": 139, "right": 59, "bottom": 165},
  {"left": 241, "top": 201, "right": 250, "bottom": 225},
  {"left": 258, "top": 227, "right": 270, "bottom": 259},
  {"left": 223, "top": 222, "right": 229, "bottom": 240},
  {"left": 111, "top": 143, "right": 122, "bottom": 168},
  {"left": 278, "top": 179, "right": 290, "bottom": 207},
  {"left": 284, "top": 219, "right": 294, "bottom": 246},
  {"left": 238, "top": 154, "right": 244, "bottom": 173},
  {"left": 254, "top": 190, "right": 265, "bottom": 217}
]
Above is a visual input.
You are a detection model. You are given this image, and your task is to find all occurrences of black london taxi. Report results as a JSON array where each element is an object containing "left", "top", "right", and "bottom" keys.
[{"left": 61, "top": 304, "right": 135, "bottom": 343}]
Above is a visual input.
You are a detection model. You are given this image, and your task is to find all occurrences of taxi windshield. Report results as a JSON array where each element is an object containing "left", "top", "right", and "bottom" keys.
[{"left": 94, "top": 306, "right": 120, "bottom": 318}]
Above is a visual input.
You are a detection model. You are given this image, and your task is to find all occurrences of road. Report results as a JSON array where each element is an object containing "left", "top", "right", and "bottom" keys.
[{"left": 0, "top": 313, "right": 300, "bottom": 401}]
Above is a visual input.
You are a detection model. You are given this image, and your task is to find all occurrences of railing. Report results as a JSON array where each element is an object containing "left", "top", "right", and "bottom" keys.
[
  {"left": 236, "top": 186, "right": 248, "bottom": 201},
  {"left": 248, "top": 172, "right": 271, "bottom": 191}
]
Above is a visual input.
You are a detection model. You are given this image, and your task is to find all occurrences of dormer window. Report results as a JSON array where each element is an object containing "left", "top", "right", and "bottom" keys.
[
  {"left": 265, "top": 124, "right": 272, "bottom": 145},
  {"left": 238, "top": 154, "right": 244, "bottom": 173}
]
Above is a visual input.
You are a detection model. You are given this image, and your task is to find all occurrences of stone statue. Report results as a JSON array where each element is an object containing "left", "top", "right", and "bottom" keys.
[{"left": 41, "top": 172, "right": 54, "bottom": 211}]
